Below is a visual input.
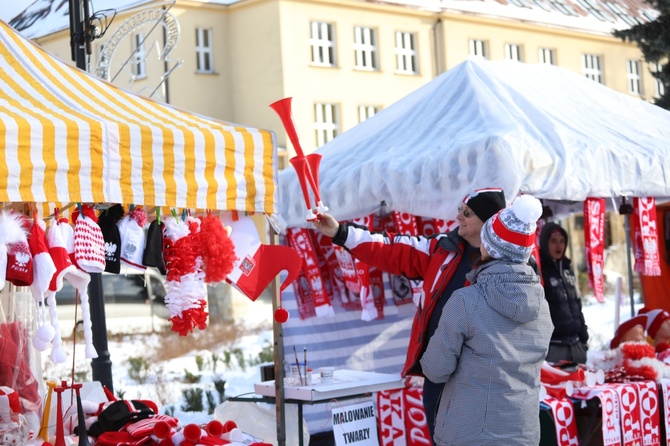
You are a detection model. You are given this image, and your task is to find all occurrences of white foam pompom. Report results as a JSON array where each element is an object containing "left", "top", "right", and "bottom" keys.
[
  {"left": 511, "top": 194, "right": 542, "bottom": 224},
  {"left": 32, "top": 335, "right": 50, "bottom": 352},
  {"left": 36, "top": 324, "right": 55, "bottom": 342}
]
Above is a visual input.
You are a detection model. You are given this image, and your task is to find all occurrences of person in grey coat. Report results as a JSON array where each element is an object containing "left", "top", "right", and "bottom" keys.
[{"left": 420, "top": 194, "right": 554, "bottom": 446}]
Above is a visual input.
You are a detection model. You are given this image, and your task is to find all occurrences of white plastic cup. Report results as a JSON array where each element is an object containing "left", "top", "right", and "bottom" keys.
[
  {"left": 290, "top": 364, "right": 311, "bottom": 385},
  {"left": 320, "top": 367, "right": 334, "bottom": 384}
]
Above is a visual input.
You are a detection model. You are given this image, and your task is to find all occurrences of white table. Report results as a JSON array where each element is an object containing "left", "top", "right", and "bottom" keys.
[{"left": 234, "top": 369, "right": 405, "bottom": 445}]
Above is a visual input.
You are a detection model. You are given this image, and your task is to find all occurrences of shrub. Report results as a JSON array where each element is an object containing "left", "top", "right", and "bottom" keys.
[
  {"left": 183, "top": 369, "right": 200, "bottom": 384},
  {"left": 127, "top": 357, "right": 150, "bottom": 384},
  {"left": 181, "top": 388, "right": 204, "bottom": 412}
]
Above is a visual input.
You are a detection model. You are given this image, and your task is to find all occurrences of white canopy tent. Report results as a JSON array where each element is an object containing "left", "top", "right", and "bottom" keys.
[{"left": 279, "top": 58, "right": 670, "bottom": 227}]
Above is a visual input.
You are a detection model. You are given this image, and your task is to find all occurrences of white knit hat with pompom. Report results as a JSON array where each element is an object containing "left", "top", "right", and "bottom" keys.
[{"left": 480, "top": 194, "right": 542, "bottom": 263}]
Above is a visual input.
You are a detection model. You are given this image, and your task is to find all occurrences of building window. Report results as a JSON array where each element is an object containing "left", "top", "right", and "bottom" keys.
[
  {"left": 538, "top": 48, "right": 555, "bottom": 64},
  {"left": 353, "top": 26, "right": 378, "bottom": 71},
  {"left": 394, "top": 32, "right": 418, "bottom": 74},
  {"left": 314, "top": 103, "right": 339, "bottom": 146},
  {"left": 505, "top": 44, "right": 523, "bottom": 62},
  {"left": 547, "top": 0, "right": 578, "bottom": 15},
  {"left": 653, "top": 62, "right": 666, "bottom": 99},
  {"left": 132, "top": 32, "right": 146, "bottom": 78},
  {"left": 195, "top": 28, "right": 213, "bottom": 73},
  {"left": 469, "top": 39, "right": 488, "bottom": 59},
  {"left": 627, "top": 59, "right": 642, "bottom": 95},
  {"left": 358, "top": 105, "right": 378, "bottom": 122},
  {"left": 310, "top": 22, "right": 336, "bottom": 67},
  {"left": 582, "top": 54, "right": 603, "bottom": 83}
]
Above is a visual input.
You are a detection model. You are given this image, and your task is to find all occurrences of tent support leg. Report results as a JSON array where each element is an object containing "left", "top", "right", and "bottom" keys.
[
  {"left": 623, "top": 214, "right": 636, "bottom": 318},
  {"left": 270, "top": 225, "right": 287, "bottom": 446},
  {"left": 88, "top": 273, "right": 114, "bottom": 392}
]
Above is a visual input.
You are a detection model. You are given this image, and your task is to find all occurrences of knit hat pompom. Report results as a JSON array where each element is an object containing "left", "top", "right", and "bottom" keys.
[
  {"left": 510, "top": 194, "right": 543, "bottom": 224},
  {"left": 480, "top": 194, "right": 542, "bottom": 264}
]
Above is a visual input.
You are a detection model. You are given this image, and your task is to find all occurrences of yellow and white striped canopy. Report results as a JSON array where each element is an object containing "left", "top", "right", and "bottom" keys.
[{"left": 0, "top": 21, "right": 277, "bottom": 214}]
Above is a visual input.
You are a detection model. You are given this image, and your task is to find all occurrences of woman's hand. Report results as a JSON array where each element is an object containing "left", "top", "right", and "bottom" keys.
[{"left": 312, "top": 213, "right": 340, "bottom": 238}]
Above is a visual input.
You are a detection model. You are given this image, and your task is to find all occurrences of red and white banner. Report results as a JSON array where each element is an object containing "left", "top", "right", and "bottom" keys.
[
  {"left": 660, "top": 379, "right": 670, "bottom": 446},
  {"left": 377, "top": 389, "right": 407, "bottom": 446},
  {"left": 633, "top": 198, "right": 661, "bottom": 276},
  {"left": 377, "top": 387, "right": 431, "bottom": 446},
  {"left": 584, "top": 198, "right": 606, "bottom": 303},
  {"left": 402, "top": 388, "right": 431, "bottom": 445},
  {"left": 633, "top": 381, "right": 660, "bottom": 446},
  {"left": 615, "top": 383, "right": 642, "bottom": 446},
  {"left": 543, "top": 396, "right": 578, "bottom": 446},
  {"left": 572, "top": 386, "right": 622, "bottom": 445}
]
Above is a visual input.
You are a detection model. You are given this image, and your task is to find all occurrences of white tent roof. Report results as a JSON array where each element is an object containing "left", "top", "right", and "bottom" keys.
[{"left": 279, "top": 58, "right": 670, "bottom": 228}]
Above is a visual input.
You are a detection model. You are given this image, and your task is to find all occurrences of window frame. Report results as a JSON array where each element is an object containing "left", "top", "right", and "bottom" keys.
[
  {"left": 358, "top": 105, "right": 379, "bottom": 123},
  {"left": 353, "top": 26, "right": 378, "bottom": 71},
  {"left": 314, "top": 102, "right": 339, "bottom": 147},
  {"left": 310, "top": 21, "right": 336, "bottom": 67},
  {"left": 469, "top": 39, "right": 488, "bottom": 60},
  {"left": 195, "top": 27, "right": 214, "bottom": 73},
  {"left": 132, "top": 32, "right": 147, "bottom": 79},
  {"left": 394, "top": 31, "right": 418, "bottom": 75},
  {"left": 538, "top": 48, "right": 555, "bottom": 65},
  {"left": 653, "top": 62, "right": 666, "bottom": 99},
  {"left": 505, "top": 43, "right": 523, "bottom": 62},
  {"left": 582, "top": 54, "right": 603, "bottom": 84},
  {"left": 626, "top": 59, "right": 642, "bottom": 95}
]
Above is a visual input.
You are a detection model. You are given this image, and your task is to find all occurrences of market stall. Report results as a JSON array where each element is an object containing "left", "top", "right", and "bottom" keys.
[
  {"left": 0, "top": 18, "right": 293, "bottom": 444},
  {"left": 277, "top": 58, "right": 670, "bottom": 438}
]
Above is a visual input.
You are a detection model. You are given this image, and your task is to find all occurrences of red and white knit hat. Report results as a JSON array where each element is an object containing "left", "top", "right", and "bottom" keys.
[
  {"left": 28, "top": 219, "right": 57, "bottom": 348},
  {"left": 638, "top": 307, "right": 670, "bottom": 340},
  {"left": 480, "top": 194, "right": 542, "bottom": 264},
  {"left": 72, "top": 204, "right": 106, "bottom": 273},
  {"left": 0, "top": 211, "right": 31, "bottom": 290},
  {"left": 45, "top": 219, "right": 98, "bottom": 361}
]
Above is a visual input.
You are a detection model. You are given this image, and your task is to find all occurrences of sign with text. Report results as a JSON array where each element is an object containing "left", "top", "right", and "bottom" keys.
[{"left": 333, "top": 400, "right": 378, "bottom": 446}]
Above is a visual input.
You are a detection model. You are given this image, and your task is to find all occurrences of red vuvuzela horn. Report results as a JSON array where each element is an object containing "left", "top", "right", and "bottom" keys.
[{"left": 270, "top": 97, "right": 328, "bottom": 221}]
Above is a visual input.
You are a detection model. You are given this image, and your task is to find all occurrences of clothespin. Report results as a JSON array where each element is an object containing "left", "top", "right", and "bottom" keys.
[
  {"left": 129, "top": 204, "right": 135, "bottom": 212},
  {"left": 156, "top": 208, "right": 161, "bottom": 225},
  {"left": 171, "top": 208, "right": 178, "bottom": 222},
  {"left": 181, "top": 209, "right": 187, "bottom": 221}
]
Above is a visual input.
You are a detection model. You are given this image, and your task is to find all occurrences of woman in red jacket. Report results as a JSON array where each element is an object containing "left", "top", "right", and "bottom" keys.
[{"left": 313, "top": 188, "right": 506, "bottom": 443}]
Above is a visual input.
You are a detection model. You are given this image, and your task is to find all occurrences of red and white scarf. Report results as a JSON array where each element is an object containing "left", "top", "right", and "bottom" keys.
[
  {"left": 584, "top": 198, "right": 606, "bottom": 303},
  {"left": 633, "top": 197, "right": 661, "bottom": 276},
  {"left": 286, "top": 228, "right": 334, "bottom": 317}
]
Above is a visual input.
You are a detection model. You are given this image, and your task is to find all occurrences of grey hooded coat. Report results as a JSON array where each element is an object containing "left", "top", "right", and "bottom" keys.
[{"left": 420, "top": 259, "right": 553, "bottom": 446}]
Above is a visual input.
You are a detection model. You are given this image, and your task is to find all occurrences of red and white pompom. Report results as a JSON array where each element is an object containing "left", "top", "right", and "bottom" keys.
[{"left": 162, "top": 216, "right": 208, "bottom": 336}]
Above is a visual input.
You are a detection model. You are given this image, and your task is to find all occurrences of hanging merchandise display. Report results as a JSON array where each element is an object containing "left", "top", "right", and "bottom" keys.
[
  {"left": 72, "top": 204, "right": 106, "bottom": 274},
  {"left": 118, "top": 207, "right": 149, "bottom": 271},
  {"left": 27, "top": 218, "right": 57, "bottom": 350},
  {"left": 97, "top": 204, "right": 125, "bottom": 274},
  {"left": 162, "top": 215, "right": 209, "bottom": 336},
  {"left": 223, "top": 215, "right": 302, "bottom": 323},
  {"left": 44, "top": 217, "right": 97, "bottom": 362}
]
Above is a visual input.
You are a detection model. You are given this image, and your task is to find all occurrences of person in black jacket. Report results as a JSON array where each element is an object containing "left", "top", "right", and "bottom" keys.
[{"left": 539, "top": 222, "right": 589, "bottom": 364}]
